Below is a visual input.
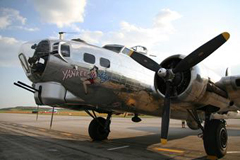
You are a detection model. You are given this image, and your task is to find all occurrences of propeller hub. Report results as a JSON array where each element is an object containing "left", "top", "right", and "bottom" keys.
[
  {"left": 158, "top": 68, "right": 175, "bottom": 82},
  {"left": 157, "top": 68, "right": 167, "bottom": 77}
]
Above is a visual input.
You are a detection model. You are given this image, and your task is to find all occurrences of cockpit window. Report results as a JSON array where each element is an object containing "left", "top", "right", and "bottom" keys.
[
  {"left": 83, "top": 53, "right": 95, "bottom": 64},
  {"left": 122, "top": 47, "right": 133, "bottom": 55},
  {"left": 61, "top": 44, "right": 70, "bottom": 57},
  {"left": 103, "top": 46, "right": 123, "bottom": 53}
]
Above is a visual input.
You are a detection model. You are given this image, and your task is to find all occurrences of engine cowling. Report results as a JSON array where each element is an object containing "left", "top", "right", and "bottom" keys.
[
  {"left": 154, "top": 55, "right": 208, "bottom": 104},
  {"left": 216, "top": 76, "right": 240, "bottom": 108}
]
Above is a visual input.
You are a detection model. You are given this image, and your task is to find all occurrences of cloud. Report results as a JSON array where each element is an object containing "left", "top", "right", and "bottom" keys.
[
  {"left": 0, "top": 8, "right": 26, "bottom": 29},
  {"left": 79, "top": 30, "right": 104, "bottom": 44},
  {"left": 0, "top": 35, "right": 22, "bottom": 67},
  {"left": 32, "top": 0, "right": 87, "bottom": 28},
  {"left": 0, "top": 7, "right": 39, "bottom": 32},
  {"left": 154, "top": 9, "right": 182, "bottom": 31},
  {"left": 15, "top": 26, "right": 39, "bottom": 32},
  {"left": 76, "top": 9, "right": 181, "bottom": 51}
]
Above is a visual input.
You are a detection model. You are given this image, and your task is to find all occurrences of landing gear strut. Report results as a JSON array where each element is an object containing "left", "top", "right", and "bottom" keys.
[
  {"left": 86, "top": 110, "right": 112, "bottom": 141},
  {"left": 188, "top": 109, "right": 228, "bottom": 158}
]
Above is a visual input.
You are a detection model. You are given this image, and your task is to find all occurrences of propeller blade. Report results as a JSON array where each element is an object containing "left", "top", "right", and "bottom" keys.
[
  {"left": 173, "top": 32, "right": 230, "bottom": 73},
  {"left": 128, "top": 51, "right": 161, "bottom": 72},
  {"left": 161, "top": 81, "right": 171, "bottom": 144}
]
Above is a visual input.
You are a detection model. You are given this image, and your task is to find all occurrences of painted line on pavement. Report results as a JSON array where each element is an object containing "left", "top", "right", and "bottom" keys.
[
  {"left": 107, "top": 145, "right": 130, "bottom": 151},
  {"left": 154, "top": 147, "right": 185, "bottom": 154}
]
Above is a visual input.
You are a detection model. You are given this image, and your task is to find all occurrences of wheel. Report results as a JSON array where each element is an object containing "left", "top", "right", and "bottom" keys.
[
  {"left": 203, "top": 119, "right": 227, "bottom": 158},
  {"left": 88, "top": 117, "right": 110, "bottom": 141}
]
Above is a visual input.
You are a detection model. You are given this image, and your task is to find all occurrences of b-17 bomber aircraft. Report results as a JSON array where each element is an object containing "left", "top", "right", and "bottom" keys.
[{"left": 14, "top": 32, "right": 240, "bottom": 159}]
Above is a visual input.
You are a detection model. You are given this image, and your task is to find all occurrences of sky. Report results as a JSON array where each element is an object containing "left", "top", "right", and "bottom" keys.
[{"left": 0, "top": 0, "right": 240, "bottom": 108}]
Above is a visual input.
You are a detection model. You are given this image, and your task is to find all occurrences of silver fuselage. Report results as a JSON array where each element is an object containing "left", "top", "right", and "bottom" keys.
[{"left": 18, "top": 39, "right": 240, "bottom": 121}]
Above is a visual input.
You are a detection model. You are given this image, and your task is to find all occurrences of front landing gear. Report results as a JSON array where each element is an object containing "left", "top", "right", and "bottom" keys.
[
  {"left": 86, "top": 111, "right": 112, "bottom": 141},
  {"left": 88, "top": 117, "right": 110, "bottom": 141},
  {"left": 203, "top": 119, "right": 227, "bottom": 158}
]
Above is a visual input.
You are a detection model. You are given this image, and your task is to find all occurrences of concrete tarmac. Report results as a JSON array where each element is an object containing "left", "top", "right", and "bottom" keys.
[{"left": 0, "top": 113, "right": 239, "bottom": 160}]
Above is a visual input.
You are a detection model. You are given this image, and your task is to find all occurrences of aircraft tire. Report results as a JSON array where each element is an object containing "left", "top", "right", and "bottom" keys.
[
  {"left": 203, "top": 119, "right": 227, "bottom": 158},
  {"left": 88, "top": 117, "right": 110, "bottom": 141}
]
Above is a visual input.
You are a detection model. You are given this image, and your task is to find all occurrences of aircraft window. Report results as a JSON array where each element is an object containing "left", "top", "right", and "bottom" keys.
[
  {"left": 83, "top": 53, "right": 95, "bottom": 64},
  {"left": 122, "top": 48, "right": 133, "bottom": 55},
  {"left": 19, "top": 53, "right": 30, "bottom": 73},
  {"left": 103, "top": 46, "right": 123, "bottom": 53},
  {"left": 236, "top": 79, "right": 240, "bottom": 87},
  {"left": 100, "top": 58, "right": 110, "bottom": 68},
  {"left": 61, "top": 44, "right": 70, "bottom": 57}
]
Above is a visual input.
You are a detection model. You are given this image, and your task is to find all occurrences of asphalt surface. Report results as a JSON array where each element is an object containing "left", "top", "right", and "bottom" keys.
[{"left": 0, "top": 113, "right": 240, "bottom": 160}]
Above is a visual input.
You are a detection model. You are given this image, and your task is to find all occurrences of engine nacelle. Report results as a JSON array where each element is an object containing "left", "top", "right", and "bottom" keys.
[
  {"left": 154, "top": 55, "right": 208, "bottom": 103},
  {"left": 216, "top": 76, "right": 240, "bottom": 108}
]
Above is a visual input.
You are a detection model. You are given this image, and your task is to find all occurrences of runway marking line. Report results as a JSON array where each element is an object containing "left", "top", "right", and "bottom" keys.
[
  {"left": 107, "top": 145, "right": 129, "bottom": 151},
  {"left": 154, "top": 147, "right": 185, "bottom": 154},
  {"left": 227, "top": 151, "right": 240, "bottom": 154}
]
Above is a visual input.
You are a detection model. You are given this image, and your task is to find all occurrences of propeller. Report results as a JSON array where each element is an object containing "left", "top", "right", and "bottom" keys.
[
  {"left": 173, "top": 32, "right": 230, "bottom": 73},
  {"left": 128, "top": 50, "right": 161, "bottom": 72},
  {"left": 128, "top": 32, "right": 230, "bottom": 144}
]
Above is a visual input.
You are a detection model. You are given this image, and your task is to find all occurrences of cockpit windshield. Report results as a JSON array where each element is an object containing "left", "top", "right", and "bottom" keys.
[
  {"left": 102, "top": 44, "right": 135, "bottom": 55},
  {"left": 103, "top": 45, "right": 123, "bottom": 53}
]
